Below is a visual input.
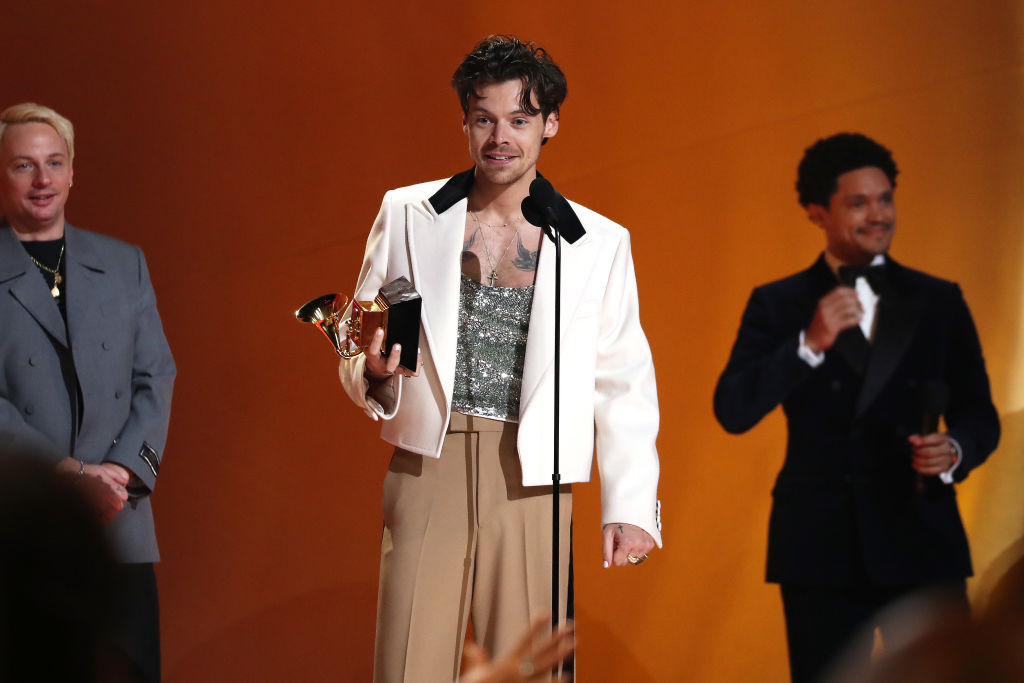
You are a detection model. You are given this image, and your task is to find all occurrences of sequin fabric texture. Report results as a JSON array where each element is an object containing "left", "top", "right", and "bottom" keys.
[{"left": 452, "top": 275, "right": 534, "bottom": 422}]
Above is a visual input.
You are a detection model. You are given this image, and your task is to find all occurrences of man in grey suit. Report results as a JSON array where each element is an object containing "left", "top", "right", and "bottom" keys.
[{"left": 0, "top": 102, "right": 175, "bottom": 682}]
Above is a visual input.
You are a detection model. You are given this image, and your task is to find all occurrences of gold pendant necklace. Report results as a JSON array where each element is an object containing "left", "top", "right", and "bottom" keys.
[{"left": 28, "top": 243, "right": 65, "bottom": 298}]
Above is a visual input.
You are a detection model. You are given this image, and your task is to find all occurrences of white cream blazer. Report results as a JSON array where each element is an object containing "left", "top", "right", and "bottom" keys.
[{"left": 339, "top": 173, "right": 662, "bottom": 545}]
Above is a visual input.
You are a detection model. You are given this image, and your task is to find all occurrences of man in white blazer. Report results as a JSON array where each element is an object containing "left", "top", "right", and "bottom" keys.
[
  {"left": 0, "top": 103, "right": 175, "bottom": 682},
  {"left": 339, "top": 36, "right": 660, "bottom": 682}
]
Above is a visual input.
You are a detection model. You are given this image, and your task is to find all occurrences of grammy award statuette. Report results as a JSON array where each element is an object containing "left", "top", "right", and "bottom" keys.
[{"left": 295, "top": 276, "right": 421, "bottom": 372}]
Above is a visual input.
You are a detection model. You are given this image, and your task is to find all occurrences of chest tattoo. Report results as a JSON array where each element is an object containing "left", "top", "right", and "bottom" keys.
[{"left": 512, "top": 234, "right": 539, "bottom": 272}]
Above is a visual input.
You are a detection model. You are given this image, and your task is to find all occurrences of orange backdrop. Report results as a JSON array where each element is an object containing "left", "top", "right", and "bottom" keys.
[{"left": 6, "top": 2, "right": 1023, "bottom": 680}]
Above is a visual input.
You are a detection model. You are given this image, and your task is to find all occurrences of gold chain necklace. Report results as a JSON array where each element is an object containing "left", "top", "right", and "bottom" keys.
[
  {"left": 470, "top": 211, "right": 519, "bottom": 286},
  {"left": 28, "top": 243, "right": 65, "bottom": 298}
]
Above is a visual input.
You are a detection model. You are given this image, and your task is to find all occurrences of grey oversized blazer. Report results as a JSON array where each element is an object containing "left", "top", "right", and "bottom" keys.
[{"left": 0, "top": 223, "right": 175, "bottom": 563}]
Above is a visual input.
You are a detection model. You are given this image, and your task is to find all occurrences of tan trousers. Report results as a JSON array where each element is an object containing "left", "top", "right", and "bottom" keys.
[{"left": 374, "top": 413, "right": 572, "bottom": 683}]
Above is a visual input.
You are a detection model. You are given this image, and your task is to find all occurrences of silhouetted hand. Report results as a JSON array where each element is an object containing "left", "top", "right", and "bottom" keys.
[{"left": 460, "top": 613, "right": 575, "bottom": 683}]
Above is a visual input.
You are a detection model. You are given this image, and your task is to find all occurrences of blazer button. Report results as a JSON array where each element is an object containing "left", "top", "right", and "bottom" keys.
[
  {"left": 101, "top": 341, "right": 111, "bottom": 351},
  {"left": 114, "top": 390, "right": 123, "bottom": 399},
  {"left": 24, "top": 404, "right": 34, "bottom": 415},
  {"left": 28, "top": 356, "right": 36, "bottom": 367}
]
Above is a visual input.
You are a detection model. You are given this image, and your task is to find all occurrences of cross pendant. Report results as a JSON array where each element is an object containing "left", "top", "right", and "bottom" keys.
[{"left": 488, "top": 269, "right": 498, "bottom": 286}]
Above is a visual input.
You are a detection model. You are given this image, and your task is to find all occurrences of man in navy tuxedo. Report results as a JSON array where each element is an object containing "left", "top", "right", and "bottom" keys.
[{"left": 714, "top": 133, "right": 999, "bottom": 682}]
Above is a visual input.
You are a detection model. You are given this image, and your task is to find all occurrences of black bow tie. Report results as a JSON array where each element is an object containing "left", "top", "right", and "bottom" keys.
[{"left": 838, "top": 264, "right": 887, "bottom": 291}]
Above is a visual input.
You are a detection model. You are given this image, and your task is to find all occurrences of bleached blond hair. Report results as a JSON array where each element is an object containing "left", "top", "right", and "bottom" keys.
[{"left": 0, "top": 103, "right": 75, "bottom": 163}]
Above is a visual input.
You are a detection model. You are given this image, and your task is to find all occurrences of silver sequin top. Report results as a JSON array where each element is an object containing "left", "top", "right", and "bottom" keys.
[{"left": 452, "top": 275, "right": 534, "bottom": 422}]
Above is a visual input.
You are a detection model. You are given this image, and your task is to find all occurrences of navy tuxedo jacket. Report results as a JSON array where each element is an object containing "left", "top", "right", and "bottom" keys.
[{"left": 714, "top": 255, "right": 999, "bottom": 585}]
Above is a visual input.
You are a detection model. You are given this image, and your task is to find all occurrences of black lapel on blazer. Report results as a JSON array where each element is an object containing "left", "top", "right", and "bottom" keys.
[
  {"left": 0, "top": 226, "right": 68, "bottom": 346},
  {"left": 428, "top": 168, "right": 475, "bottom": 214},
  {"left": 801, "top": 255, "right": 837, "bottom": 309},
  {"left": 854, "top": 259, "right": 924, "bottom": 417},
  {"left": 427, "top": 168, "right": 587, "bottom": 244}
]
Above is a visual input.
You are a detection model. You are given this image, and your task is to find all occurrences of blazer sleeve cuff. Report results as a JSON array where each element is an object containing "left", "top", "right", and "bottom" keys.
[
  {"left": 105, "top": 439, "right": 160, "bottom": 494},
  {"left": 338, "top": 355, "right": 402, "bottom": 420}
]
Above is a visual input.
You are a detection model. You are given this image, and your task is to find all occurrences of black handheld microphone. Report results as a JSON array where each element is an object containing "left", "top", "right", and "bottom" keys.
[
  {"left": 920, "top": 379, "right": 949, "bottom": 435},
  {"left": 917, "top": 379, "right": 949, "bottom": 492}
]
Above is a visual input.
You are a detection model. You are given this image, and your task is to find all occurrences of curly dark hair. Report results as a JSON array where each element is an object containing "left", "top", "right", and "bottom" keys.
[
  {"left": 796, "top": 133, "right": 899, "bottom": 207},
  {"left": 452, "top": 34, "right": 567, "bottom": 121}
]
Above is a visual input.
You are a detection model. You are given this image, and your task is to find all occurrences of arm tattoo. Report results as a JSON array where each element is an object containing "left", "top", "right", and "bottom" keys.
[{"left": 512, "top": 234, "right": 538, "bottom": 272}]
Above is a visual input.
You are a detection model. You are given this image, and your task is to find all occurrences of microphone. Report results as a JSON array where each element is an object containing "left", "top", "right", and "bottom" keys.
[
  {"left": 917, "top": 379, "right": 949, "bottom": 492},
  {"left": 920, "top": 379, "right": 949, "bottom": 435},
  {"left": 522, "top": 176, "right": 560, "bottom": 241}
]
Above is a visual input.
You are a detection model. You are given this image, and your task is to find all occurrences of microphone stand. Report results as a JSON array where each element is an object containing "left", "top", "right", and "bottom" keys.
[
  {"left": 523, "top": 176, "right": 567, "bottom": 643},
  {"left": 544, "top": 207, "right": 562, "bottom": 633}
]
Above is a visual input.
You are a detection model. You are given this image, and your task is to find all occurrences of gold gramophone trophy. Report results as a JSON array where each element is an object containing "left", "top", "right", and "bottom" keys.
[{"left": 295, "top": 276, "right": 421, "bottom": 371}]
